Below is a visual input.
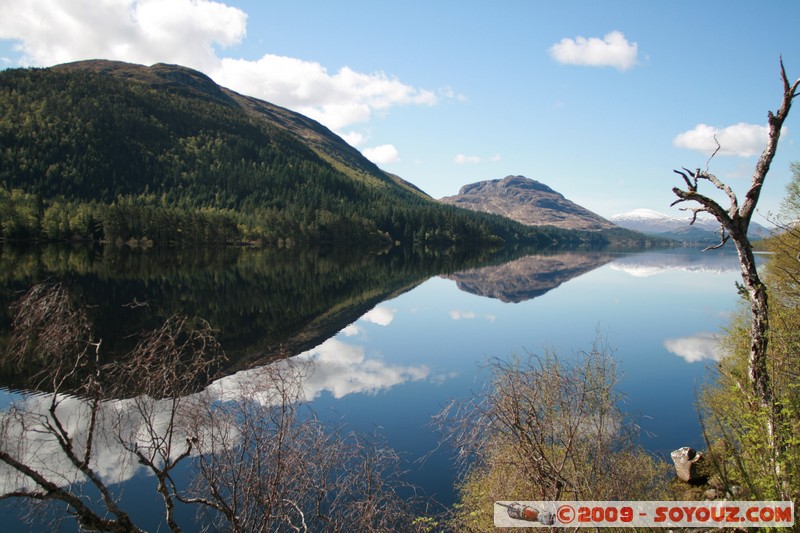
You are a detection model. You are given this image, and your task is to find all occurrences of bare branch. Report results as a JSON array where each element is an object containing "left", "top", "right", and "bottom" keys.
[
  {"left": 702, "top": 230, "right": 731, "bottom": 251},
  {"left": 697, "top": 171, "right": 739, "bottom": 215},
  {"left": 705, "top": 135, "right": 721, "bottom": 172},
  {"left": 673, "top": 169, "right": 696, "bottom": 191},
  {"left": 740, "top": 60, "right": 800, "bottom": 225}
]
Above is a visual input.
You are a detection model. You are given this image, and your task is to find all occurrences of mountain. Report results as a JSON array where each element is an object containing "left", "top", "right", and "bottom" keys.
[
  {"left": 0, "top": 60, "right": 591, "bottom": 248},
  {"left": 439, "top": 176, "right": 617, "bottom": 231},
  {"left": 610, "top": 208, "right": 771, "bottom": 243}
]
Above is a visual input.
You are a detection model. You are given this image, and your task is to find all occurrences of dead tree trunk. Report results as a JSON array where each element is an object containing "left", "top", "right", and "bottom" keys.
[{"left": 671, "top": 59, "right": 799, "bottom": 496}]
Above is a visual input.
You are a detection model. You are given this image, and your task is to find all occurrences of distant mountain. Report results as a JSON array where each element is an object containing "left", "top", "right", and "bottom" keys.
[
  {"left": 610, "top": 209, "right": 771, "bottom": 243},
  {"left": 439, "top": 176, "right": 617, "bottom": 231},
  {"left": 0, "top": 60, "right": 594, "bottom": 248}
]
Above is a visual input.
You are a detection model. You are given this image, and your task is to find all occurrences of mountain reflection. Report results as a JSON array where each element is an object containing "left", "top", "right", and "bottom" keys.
[
  {"left": 445, "top": 252, "right": 616, "bottom": 303},
  {"left": 0, "top": 244, "right": 509, "bottom": 392},
  {"left": 609, "top": 249, "right": 741, "bottom": 277}
]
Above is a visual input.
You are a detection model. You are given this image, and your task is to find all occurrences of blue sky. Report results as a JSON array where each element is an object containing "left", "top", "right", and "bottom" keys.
[{"left": 2, "top": 1, "right": 799, "bottom": 220}]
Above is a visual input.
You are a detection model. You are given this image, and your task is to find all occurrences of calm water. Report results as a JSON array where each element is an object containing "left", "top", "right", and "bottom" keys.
[
  {"left": 290, "top": 248, "right": 747, "bottom": 503},
  {"left": 0, "top": 245, "right": 751, "bottom": 530}
]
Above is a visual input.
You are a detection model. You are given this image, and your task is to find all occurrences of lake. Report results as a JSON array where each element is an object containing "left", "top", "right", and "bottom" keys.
[{"left": 0, "top": 245, "right": 751, "bottom": 530}]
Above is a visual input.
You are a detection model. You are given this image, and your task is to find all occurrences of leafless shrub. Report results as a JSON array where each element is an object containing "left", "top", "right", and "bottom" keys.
[
  {"left": 435, "top": 338, "right": 670, "bottom": 531},
  {"left": 182, "top": 360, "right": 427, "bottom": 532},
  {"left": 1, "top": 285, "right": 428, "bottom": 532},
  {"left": 4, "top": 282, "right": 97, "bottom": 391}
]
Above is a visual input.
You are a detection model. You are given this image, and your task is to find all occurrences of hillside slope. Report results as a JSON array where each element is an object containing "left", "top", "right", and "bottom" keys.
[{"left": 1, "top": 60, "right": 592, "bottom": 248}]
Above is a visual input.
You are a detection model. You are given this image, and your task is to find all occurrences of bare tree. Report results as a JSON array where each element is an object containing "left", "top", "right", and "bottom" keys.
[
  {"left": 671, "top": 59, "right": 800, "bottom": 495},
  {"left": 1, "top": 283, "right": 144, "bottom": 532},
  {"left": 0, "top": 284, "right": 428, "bottom": 532}
]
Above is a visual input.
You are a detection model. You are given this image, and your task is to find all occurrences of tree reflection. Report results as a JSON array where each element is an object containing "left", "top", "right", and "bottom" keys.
[{"left": 0, "top": 283, "right": 429, "bottom": 532}]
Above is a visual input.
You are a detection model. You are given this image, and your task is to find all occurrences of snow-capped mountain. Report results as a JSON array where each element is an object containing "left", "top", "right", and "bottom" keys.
[
  {"left": 610, "top": 208, "right": 770, "bottom": 242},
  {"left": 610, "top": 208, "right": 717, "bottom": 233}
]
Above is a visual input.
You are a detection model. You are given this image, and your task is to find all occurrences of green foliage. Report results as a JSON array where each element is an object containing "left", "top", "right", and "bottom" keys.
[
  {"left": 444, "top": 342, "right": 671, "bottom": 532},
  {"left": 0, "top": 65, "right": 601, "bottom": 249},
  {"left": 699, "top": 162, "right": 800, "bottom": 502}
]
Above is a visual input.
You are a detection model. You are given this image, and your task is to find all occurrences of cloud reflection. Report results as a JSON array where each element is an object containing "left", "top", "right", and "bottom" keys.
[
  {"left": 0, "top": 392, "right": 208, "bottom": 492},
  {"left": 664, "top": 332, "right": 723, "bottom": 363},
  {"left": 1, "top": 336, "right": 432, "bottom": 494},
  {"left": 360, "top": 306, "right": 395, "bottom": 326},
  {"left": 449, "top": 310, "right": 495, "bottom": 322}
]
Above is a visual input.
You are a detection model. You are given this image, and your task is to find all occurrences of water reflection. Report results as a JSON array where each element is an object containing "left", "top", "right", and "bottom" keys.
[
  {"left": 216, "top": 337, "right": 432, "bottom": 402},
  {"left": 0, "top": 335, "right": 432, "bottom": 492},
  {"left": 610, "top": 249, "right": 740, "bottom": 277},
  {"left": 0, "top": 244, "right": 512, "bottom": 391},
  {"left": 0, "top": 293, "right": 438, "bottom": 498},
  {"left": 0, "top": 244, "right": 754, "bottom": 529},
  {"left": 446, "top": 252, "right": 616, "bottom": 302},
  {"left": 664, "top": 332, "right": 724, "bottom": 363}
]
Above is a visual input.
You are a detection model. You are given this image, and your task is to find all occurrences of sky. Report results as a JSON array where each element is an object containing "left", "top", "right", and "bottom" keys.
[{"left": 1, "top": 0, "right": 799, "bottom": 221}]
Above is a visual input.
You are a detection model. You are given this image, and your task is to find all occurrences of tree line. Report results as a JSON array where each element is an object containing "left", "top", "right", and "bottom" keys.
[{"left": 0, "top": 66, "right": 618, "bottom": 250}]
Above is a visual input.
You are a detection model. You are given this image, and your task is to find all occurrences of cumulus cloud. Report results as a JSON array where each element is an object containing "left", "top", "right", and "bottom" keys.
[
  {"left": 0, "top": 0, "right": 439, "bottom": 131},
  {"left": 663, "top": 332, "right": 723, "bottom": 363},
  {"left": 215, "top": 56, "right": 436, "bottom": 130},
  {"left": 340, "top": 131, "right": 367, "bottom": 147},
  {"left": 362, "top": 144, "right": 400, "bottom": 164},
  {"left": 0, "top": 0, "right": 247, "bottom": 72},
  {"left": 672, "top": 123, "right": 775, "bottom": 157},
  {"left": 549, "top": 31, "right": 638, "bottom": 71}
]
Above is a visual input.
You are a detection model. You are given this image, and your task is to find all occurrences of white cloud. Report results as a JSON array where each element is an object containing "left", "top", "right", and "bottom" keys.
[
  {"left": 663, "top": 332, "right": 723, "bottom": 363},
  {"left": 0, "top": 0, "right": 247, "bottom": 72},
  {"left": 439, "top": 85, "right": 467, "bottom": 102},
  {"left": 454, "top": 154, "right": 481, "bottom": 165},
  {"left": 215, "top": 55, "right": 437, "bottom": 130},
  {"left": 673, "top": 122, "right": 775, "bottom": 157},
  {"left": 0, "top": 1, "right": 439, "bottom": 131},
  {"left": 360, "top": 306, "right": 395, "bottom": 326},
  {"left": 362, "top": 144, "right": 400, "bottom": 164},
  {"left": 549, "top": 31, "right": 638, "bottom": 71},
  {"left": 453, "top": 153, "right": 501, "bottom": 165},
  {"left": 340, "top": 131, "right": 367, "bottom": 147}
]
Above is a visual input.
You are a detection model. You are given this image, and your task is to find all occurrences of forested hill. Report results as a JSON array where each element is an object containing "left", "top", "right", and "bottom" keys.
[{"left": 1, "top": 60, "right": 617, "bottom": 248}]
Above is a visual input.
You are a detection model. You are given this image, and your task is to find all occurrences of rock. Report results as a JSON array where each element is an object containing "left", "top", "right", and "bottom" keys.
[
  {"left": 671, "top": 446, "right": 705, "bottom": 483},
  {"left": 703, "top": 488, "right": 719, "bottom": 500}
]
